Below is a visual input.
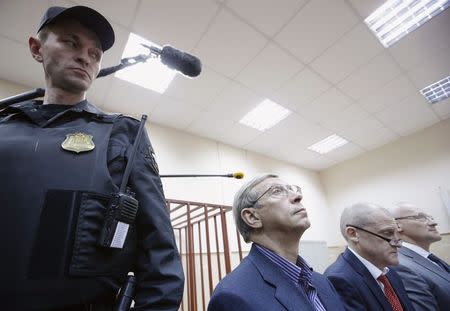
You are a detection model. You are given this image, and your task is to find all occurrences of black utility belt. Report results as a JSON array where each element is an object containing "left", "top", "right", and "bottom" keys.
[{"left": 29, "top": 190, "right": 138, "bottom": 280}]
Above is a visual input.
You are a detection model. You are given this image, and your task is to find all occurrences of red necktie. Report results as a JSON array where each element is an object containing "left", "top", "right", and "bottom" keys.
[{"left": 377, "top": 275, "right": 404, "bottom": 311}]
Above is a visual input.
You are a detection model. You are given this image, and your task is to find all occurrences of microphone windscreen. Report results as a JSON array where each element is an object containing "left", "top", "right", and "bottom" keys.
[
  {"left": 233, "top": 172, "right": 244, "bottom": 179},
  {"left": 161, "top": 46, "right": 202, "bottom": 77}
]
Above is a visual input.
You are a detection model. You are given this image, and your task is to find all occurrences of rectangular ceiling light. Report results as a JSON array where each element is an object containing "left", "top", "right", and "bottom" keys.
[
  {"left": 365, "top": 0, "right": 450, "bottom": 48},
  {"left": 115, "top": 33, "right": 176, "bottom": 94},
  {"left": 307, "top": 134, "right": 348, "bottom": 154},
  {"left": 239, "top": 99, "right": 291, "bottom": 131},
  {"left": 420, "top": 75, "right": 450, "bottom": 104}
]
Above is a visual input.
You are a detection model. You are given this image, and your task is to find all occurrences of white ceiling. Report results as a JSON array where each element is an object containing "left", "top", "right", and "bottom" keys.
[{"left": 0, "top": 0, "right": 449, "bottom": 170}]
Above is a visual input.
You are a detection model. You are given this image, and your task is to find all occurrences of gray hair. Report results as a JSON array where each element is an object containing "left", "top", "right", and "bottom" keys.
[
  {"left": 340, "top": 202, "right": 390, "bottom": 240},
  {"left": 233, "top": 173, "right": 278, "bottom": 242}
]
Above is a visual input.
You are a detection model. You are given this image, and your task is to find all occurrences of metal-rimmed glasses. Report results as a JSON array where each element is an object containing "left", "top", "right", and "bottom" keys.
[
  {"left": 254, "top": 184, "right": 302, "bottom": 204},
  {"left": 395, "top": 213, "right": 434, "bottom": 223},
  {"left": 346, "top": 224, "right": 402, "bottom": 247}
]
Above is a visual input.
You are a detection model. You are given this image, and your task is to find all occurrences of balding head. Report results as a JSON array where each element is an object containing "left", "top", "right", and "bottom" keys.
[
  {"left": 390, "top": 202, "right": 418, "bottom": 219},
  {"left": 340, "top": 202, "right": 391, "bottom": 240},
  {"left": 391, "top": 201, "right": 441, "bottom": 251}
]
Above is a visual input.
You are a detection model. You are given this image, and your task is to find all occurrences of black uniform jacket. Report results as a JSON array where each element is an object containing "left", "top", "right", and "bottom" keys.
[{"left": 0, "top": 100, "right": 184, "bottom": 310}]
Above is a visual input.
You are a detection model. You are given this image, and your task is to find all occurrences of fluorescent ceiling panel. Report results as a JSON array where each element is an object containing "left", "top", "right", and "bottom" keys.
[
  {"left": 239, "top": 99, "right": 291, "bottom": 131},
  {"left": 115, "top": 33, "right": 176, "bottom": 94},
  {"left": 420, "top": 75, "right": 450, "bottom": 104},
  {"left": 365, "top": 0, "right": 450, "bottom": 48},
  {"left": 307, "top": 134, "right": 348, "bottom": 154}
]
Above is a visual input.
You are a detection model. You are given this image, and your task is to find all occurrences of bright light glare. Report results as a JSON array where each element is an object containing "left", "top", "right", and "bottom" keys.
[
  {"left": 115, "top": 33, "right": 176, "bottom": 93},
  {"left": 307, "top": 134, "right": 348, "bottom": 154},
  {"left": 239, "top": 99, "right": 291, "bottom": 131}
]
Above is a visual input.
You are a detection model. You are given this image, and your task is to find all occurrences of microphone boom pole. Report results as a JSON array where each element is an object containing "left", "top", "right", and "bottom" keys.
[{"left": 160, "top": 172, "right": 244, "bottom": 179}]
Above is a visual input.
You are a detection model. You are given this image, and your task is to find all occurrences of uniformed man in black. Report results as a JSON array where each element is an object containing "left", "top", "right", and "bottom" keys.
[{"left": 0, "top": 6, "right": 184, "bottom": 310}]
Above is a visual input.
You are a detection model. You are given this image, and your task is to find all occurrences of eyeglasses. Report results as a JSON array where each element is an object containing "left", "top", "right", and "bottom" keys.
[
  {"left": 254, "top": 184, "right": 302, "bottom": 204},
  {"left": 346, "top": 224, "right": 402, "bottom": 247},
  {"left": 395, "top": 213, "right": 434, "bottom": 223}
]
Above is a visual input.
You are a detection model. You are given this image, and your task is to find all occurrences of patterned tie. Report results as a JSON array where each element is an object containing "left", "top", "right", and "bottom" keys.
[
  {"left": 428, "top": 253, "right": 450, "bottom": 273},
  {"left": 377, "top": 275, "right": 404, "bottom": 311}
]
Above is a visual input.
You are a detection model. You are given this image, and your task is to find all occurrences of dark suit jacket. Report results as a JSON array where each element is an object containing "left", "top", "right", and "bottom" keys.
[
  {"left": 324, "top": 248, "right": 416, "bottom": 311},
  {"left": 208, "top": 244, "right": 345, "bottom": 311},
  {"left": 392, "top": 246, "right": 450, "bottom": 311}
]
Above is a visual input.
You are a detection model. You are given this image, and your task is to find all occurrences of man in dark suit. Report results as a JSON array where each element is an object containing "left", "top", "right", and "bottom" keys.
[
  {"left": 391, "top": 202, "right": 450, "bottom": 311},
  {"left": 208, "top": 174, "right": 345, "bottom": 311},
  {"left": 324, "top": 203, "right": 415, "bottom": 311}
]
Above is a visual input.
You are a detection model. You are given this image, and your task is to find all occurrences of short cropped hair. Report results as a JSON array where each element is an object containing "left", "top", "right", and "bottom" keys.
[
  {"left": 340, "top": 202, "right": 390, "bottom": 240},
  {"left": 233, "top": 173, "right": 278, "bottom": 242}
]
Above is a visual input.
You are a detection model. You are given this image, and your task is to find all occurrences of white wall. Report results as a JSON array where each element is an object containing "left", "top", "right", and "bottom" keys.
[
  {"left": 149, "top": 124, "right": 333, "bottom": 251},
  {"left": 321, "top": 119, "right": 450, "bottom": 246}
]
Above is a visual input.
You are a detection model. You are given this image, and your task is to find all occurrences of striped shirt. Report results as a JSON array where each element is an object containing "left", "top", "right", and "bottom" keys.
[{"left": 255, "top": 244, "right": 327, "bottom": 311}]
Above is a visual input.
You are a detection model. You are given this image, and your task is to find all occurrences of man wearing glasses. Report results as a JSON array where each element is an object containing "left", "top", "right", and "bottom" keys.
[
  {"left": 324, "top": 203, "right": 415, "bottom": 311},
  {"left": 208, "top": 174, "right": 345, "bottom": 311},
  {"left": 391, "top": 202, "right": 449, "bottom": 311}
]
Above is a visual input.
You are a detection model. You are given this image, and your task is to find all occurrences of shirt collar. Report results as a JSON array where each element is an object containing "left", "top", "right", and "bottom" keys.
[
  {"left": 348, "top": 247, "right": 389, "bottom": 280},
  {"left": 401, "top": 242, "right": 431, "bottom": 258},
  {"left": 255, "top": 244, "right": 314, "bottom": 286}
]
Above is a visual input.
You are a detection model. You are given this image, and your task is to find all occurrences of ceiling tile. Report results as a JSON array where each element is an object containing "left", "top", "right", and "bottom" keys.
[
  {"left": 274, "top": 67, "right": 331, "bottom": 112},
  {"left": 0, "top": 36, "right": 43, "bottom": 88},
  {"left": 149, "top": 98, "right": 204, "bottom": 131},
  {"left": 226, "top": 0, "right": 306, "bottom": 37},
  {"left": 389, "top": 8, "right": 450, "bottom": 71},
  {"left": 235, "top": 42, "right": 304, "bottom": 97},
  {"left": 336, "top": 116, "right": 399, "bottom": 150},
  {"left": 186, "top": 111, "right": 233, "bottom": 140},
  {"left": 0, "top": 0, "right": 47, "bottom": 43},
  {"left": 310, "top": 23, "right": 383, "bottom": 84},
  {"left": 358, "top": 74, "right": 417, "bottom": 114},
  {"left": 346, "top": 0, "right": 386, "bottom": 19},
  {"left": 214, "top": 122, "right": 262, "bottom": 147},
  {"left": 406, "top": 47, "right": 450, "bottom": 91},
  {"left": 102, "top": 78, "right": 162, "bottom": 117},
  {"left": 133, "top": 0, "right": 219, "bottom": 52},
  {"left": 376, "top": 93, "right": 440, "bottom": 136},
  {"left": 430, "top": 97, "right": 450, "bottom": 119},
  {"left": 266, "top": 113, "right": 334, "bottom": 148},
  {"left": 325, "top": 142, "right": 365, "bottom": 163},
  {"left": 337, "top": 51, "right": 402, "bottom": 100},
  {"left": 165, "top": 66, "right": 231, "bottom": 109},
  {"left": 194, "top": 9, "right": 268, "bottom": 77},
  {"left": 73, "top": 0, "right": 139, "bottom": 27},
  {"left": 205, "top": 81, "right": 264, "bottom": 122},
  {"left": 275, "top": 0, "right": 359, "bottom": 63},
  {"left": 320, "top": 103, "right": 370, "bottom": 132},
  {"left": 299, "top": 88, "right": 353, "bottom": 123}
]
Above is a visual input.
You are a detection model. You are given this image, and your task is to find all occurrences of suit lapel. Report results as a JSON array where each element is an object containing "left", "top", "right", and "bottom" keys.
[
  {"left": 343, "top": 249, "right": 392, "bottom": 311},
  {"left": 400, "top": 247, "right": 450, "bottom": 283},
  {"left": 311, "top": 273, "right": 339, "bottom": 311},
  {"left": 248, "top": 245, "right": 315, "bottom": 311}
]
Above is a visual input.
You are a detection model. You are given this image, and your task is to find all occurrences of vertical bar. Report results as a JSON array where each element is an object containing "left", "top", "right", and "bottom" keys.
[
  {"left": 184, "top": 227, "right": 190, "bottom": 311},
  {"left": 186, "top": 203, "right": 196, "bottom": 311},
  {"left": 178, "top": 228, "right": 184, "bottom": 311},
  {"left": 198, "top": 222, "right": 206, "bottom": 311},
  {"left": 213, "top": 215, "right": 222, "bottom": 280},
  {"left": 219, "top": 207, "right": 231, "bottom": 274},
  {"left": 236, "top": 227, "right": 243, "bottom": 262},
  {"left": 204, "top": 205, "right": 213, "bottom": 295}
]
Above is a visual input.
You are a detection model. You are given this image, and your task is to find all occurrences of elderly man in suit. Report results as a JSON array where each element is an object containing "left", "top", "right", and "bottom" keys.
[
  {"left": 208, "top": 173, "right": 345, "bottom": 311},
  {"left": 390, "top": 202, "right": 450, "bottom": 311},
  {"left": 324, "top": 203, "right": 415, "bottom": 311}
]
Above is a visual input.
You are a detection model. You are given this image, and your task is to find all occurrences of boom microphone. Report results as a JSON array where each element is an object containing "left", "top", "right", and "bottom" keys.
[
  {"left": 160, "top": 172, "right": 244, "bottom": 179},
  {"left": 149, "top": 45, "right": 202, "bottom": 77}
]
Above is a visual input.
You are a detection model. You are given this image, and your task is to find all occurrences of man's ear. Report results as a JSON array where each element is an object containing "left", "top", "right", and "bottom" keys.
[
  {"left": 241, "top": 208, "right": 262, "bottom": 229},
  {"left": 396, "top": 222, "right": 404, "bottom": 233},
  {"left": 29, "top": 36, "right": 43, "bottom": 63},
  {"left": 345, "top": 226, "right": 358, "bottom": 243}
]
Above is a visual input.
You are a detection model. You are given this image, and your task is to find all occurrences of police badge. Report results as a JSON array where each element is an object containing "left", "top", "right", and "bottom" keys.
[{"left": 61, "top": 132, "right": 95, "bottom": 153}]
